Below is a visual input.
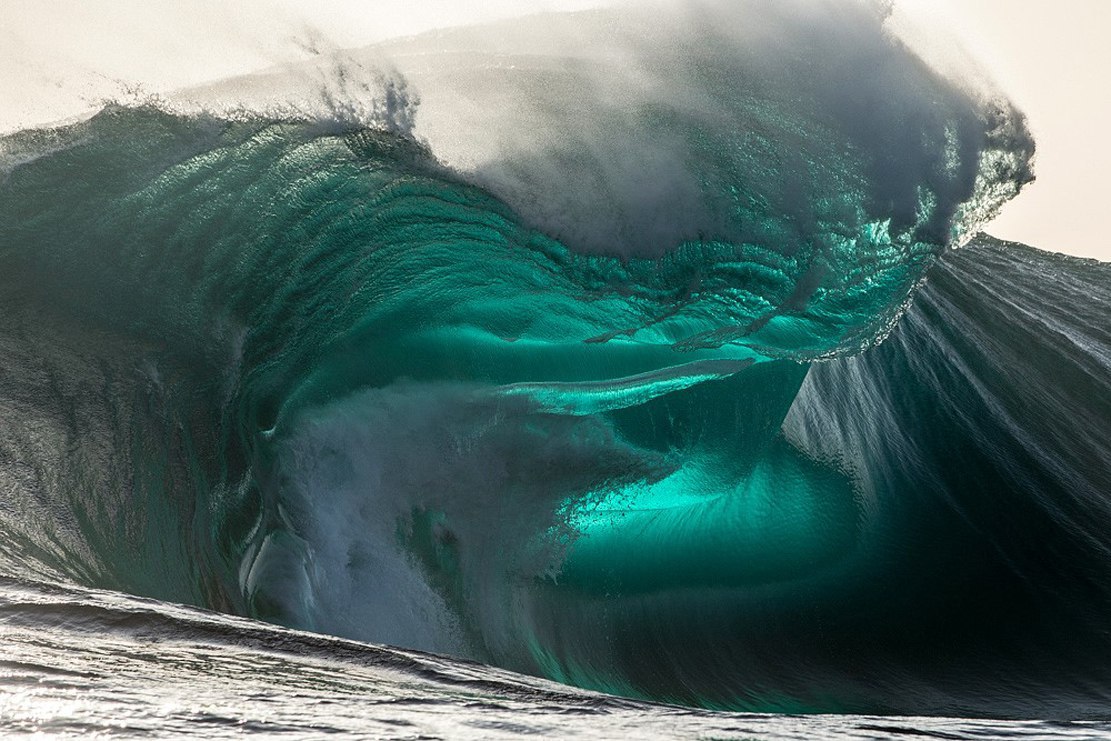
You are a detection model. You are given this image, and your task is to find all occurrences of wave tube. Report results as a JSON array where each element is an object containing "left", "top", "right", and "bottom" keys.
[{"left": 5, "top": 0, "right": 1103, "bottom": 722}]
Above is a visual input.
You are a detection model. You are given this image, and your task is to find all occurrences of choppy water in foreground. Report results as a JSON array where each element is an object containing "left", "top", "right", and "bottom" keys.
[{"left": 3, "top": 576, "right": 1110, "bottom": 740}]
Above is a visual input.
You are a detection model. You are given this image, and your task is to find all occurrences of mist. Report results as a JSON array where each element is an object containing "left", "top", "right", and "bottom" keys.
[
  {"left": 3, "top": 0, "right": 1040, "bottom": 258},
  {"left": 0, "top": 0, "right": 614, "bottom": 133}
]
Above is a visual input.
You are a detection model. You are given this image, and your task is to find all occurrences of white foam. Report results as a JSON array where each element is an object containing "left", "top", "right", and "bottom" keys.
[
  {"left": 176, "top": 0, "right": 1026, "bottom": 259},
  {"left": 262, "top": 381, "right": 668, "bottom": 654}
]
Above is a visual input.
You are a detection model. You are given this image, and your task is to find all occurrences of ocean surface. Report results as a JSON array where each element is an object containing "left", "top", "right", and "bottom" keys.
[{"left": 1, "top": 1, "right": 1109, "bottom": 737}]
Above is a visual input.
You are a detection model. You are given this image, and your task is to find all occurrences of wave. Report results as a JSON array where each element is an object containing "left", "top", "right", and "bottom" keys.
[{"left": 5, "top": 0, "right": 1108, "bottom": 721}]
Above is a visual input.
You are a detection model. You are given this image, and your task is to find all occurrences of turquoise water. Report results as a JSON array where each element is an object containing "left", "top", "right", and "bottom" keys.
[{"left": 4, "top": 1, "right": 1110, "bottom": 731}]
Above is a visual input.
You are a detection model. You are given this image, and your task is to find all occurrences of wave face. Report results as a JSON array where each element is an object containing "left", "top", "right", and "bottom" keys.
[{"left": 5, "top": 0, "right": 1107, "bottom": 722}]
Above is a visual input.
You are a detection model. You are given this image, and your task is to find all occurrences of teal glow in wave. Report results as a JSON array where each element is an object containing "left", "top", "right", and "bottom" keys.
[{"left": 7, "top": 1, "right": 1108, "bottom": 722}]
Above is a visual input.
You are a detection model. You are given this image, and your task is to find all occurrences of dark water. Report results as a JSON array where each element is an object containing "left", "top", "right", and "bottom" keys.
[
  {"left": 1, "top": 1, "right": 1109, "bottom": 736},
  {"left": 2, "top": 240, "right": 1109, "bottom": 737}
]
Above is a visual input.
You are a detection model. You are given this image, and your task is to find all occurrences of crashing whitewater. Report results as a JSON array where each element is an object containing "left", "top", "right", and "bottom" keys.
[{"left": 2, "top": 0, "right": 1111, "bottom": 726}]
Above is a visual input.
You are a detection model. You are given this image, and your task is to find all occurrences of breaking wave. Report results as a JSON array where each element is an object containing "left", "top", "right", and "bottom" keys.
[{"left": 5, "top": 0, "right": 1107, "bottom": 721}]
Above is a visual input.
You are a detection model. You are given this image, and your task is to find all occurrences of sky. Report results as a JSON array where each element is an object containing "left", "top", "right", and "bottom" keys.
[
  {"left": 899, "top": 0, "right": 1111, "bottom": 260},
  {"left": 1, "top": 0, "right": 1108, "bottom": 260}
]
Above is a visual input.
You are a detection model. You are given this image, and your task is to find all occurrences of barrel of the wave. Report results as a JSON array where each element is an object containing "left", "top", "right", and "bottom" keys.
[
  {"left": 317, "top": 2, "right": 1037, "bottom": 712},
  {"left": 0, "top": 0, "right": 1039, "bottom": 718}
]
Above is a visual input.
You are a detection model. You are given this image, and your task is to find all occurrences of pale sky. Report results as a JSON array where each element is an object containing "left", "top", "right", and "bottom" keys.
[
  {"left": 900, "top": 0, "right": 1111, "bottom": 260},
  {"left": 1, "top": 0, "right": 1108, "bottom": 260}
]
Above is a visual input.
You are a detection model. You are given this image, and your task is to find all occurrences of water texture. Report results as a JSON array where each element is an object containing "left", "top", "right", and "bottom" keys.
[{"left": 1, "top": 1, "right": 1108, "bottom": 734}]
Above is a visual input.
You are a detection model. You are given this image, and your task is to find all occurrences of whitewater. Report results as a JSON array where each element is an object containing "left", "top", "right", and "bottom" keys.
[{"left": 2, "top": 1, "right": 1110, "bottom": 738}]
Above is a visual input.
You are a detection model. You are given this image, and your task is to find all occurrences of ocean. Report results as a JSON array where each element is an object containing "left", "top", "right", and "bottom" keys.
[{"left": 1, "top": 1, "right": 1109, "bottom": 737}]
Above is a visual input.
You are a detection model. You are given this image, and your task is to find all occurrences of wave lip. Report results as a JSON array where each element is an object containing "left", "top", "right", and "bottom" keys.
[{"left": 183, "top": 0, "right": 1034, "bottom": 359}]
